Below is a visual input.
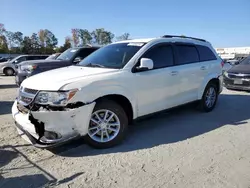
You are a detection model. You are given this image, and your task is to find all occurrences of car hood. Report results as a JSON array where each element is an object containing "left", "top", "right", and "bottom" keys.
[
  {"left": 227, "top": 64, "right": 250, "bottom": 74},
  {"left": 19, "top": 59, "right": 63, "bottom": 66},
  {"left": 21, "top": 66, "right": 119, "bottom": 90}
]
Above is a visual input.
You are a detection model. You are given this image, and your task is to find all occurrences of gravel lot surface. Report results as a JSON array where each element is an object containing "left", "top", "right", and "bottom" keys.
[{"left": 1, "top": 75, "right": 250, "bottom": 188}]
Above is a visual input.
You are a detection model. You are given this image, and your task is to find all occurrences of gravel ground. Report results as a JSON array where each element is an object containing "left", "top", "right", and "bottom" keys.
[{"left": 1, "top": 75, "right": 250, "bottom": 188}]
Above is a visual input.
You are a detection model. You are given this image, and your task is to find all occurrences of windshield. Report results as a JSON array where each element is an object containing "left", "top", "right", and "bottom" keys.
[
  {"left": 77, "top": 42, "right": 145, "bottom": 69},
  {"left": 57, "top": 48, "right": 79, "bottom": 60},
  {"left": 240, "top": 56, "right": 250, "bottom": 65},
  {"left": 9, "top": 56, "right": 20, "bottom": 63}
]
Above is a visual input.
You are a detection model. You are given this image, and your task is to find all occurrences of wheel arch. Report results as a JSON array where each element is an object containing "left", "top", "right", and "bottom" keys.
[
  {"left": 198, "top": 74, "right": 221, "bottom": 99},
  {"left": 94, "top": 94, "right": 134, "bottom": 125}
]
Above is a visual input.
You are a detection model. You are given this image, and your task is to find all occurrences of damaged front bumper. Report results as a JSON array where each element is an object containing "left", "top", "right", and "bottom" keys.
[{"left": 12, "top": 100, "right": 95, "bottom": 148}]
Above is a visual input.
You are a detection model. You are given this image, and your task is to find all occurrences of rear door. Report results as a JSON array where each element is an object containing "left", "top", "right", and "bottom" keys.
[{"left": 173, "top": 43, "right": 201, "bottom": 104}]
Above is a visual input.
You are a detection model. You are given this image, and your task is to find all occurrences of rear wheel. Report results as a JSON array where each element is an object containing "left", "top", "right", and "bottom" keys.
[
  {"left": 84, "top": 99, "right": 128, "bottom": 149},
  {"left": 198, "top": 82, "right": 218, "bottom": 112},
  {"left": 4, "top": 68, "right": 14, "bottom": 76}
]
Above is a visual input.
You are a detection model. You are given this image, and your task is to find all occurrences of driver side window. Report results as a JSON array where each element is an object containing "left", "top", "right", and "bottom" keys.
[
  {"left": 141, "top": 45, "right": 174, "bottom": 69},
  {"left": 14, "top": 56, "right": 26, "bottom": 64}
]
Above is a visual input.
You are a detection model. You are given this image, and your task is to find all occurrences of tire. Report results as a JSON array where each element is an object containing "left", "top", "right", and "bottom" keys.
[
  {"left": 198, "top": 82, "right": 218, "bottom": 112},
  {"left": 4, "top": 68, "right": 14, "bottom": 76},
  {"left": 84, "top": 99, "right": 128, "bottom": 149}
]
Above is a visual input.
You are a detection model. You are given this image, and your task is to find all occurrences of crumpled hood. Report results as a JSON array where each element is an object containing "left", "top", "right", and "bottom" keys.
[{"left": 21, "top": 66, "right": 119, "bottom": 90}]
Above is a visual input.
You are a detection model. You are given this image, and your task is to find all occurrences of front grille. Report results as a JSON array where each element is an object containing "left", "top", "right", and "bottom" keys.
[
  {"left": 228, "top": 73, "right": 250, "bottom": 79},
  {"left": 24, "top": 88, "right": 38, "bottom": 95},
  {"left": 18, "top": 87, "right": 38, "bottom": 106},
  {"left": 20, "top": 96, "right": 33, "bottom": 104}
]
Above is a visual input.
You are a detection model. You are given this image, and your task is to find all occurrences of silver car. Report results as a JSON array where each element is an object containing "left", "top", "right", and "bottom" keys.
[{"left": 0, "top": 55, "right": 49, "bottom": 76}]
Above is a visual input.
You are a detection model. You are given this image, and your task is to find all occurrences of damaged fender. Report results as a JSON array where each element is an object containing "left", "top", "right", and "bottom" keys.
[{"left": 31, "top": 102, "right": 96, "bottom": 137}]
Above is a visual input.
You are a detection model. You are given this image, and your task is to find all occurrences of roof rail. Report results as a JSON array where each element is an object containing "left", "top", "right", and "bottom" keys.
[{"left": 162, "top": 35, "right": 206, "bottom": 42}]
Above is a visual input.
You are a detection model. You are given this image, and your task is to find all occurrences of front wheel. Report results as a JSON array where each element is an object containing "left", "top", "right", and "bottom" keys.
[
  {"left": 84, "top": 99, "right": 128, "bottom": 149},
  {"left": 4, "top": 68, "right": 14, "bottom": 76},
  {"left": 198, "top": 82, "right": 218, "bottom": 112}
]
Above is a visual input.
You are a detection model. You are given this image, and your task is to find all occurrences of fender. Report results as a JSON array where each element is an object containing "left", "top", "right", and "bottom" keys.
[
  {"left": 67, "top": 83, "right": 138, "bottom": 119},
  {"left": 198, "top": 73, "right": 220, "bottom": 99}
]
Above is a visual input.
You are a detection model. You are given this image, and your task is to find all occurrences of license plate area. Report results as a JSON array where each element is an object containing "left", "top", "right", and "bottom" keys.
[{"left": 234, "top": 79, "right": 243, "bottom": 85}]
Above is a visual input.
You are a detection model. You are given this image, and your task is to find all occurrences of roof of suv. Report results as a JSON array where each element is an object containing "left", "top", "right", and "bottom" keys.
[{"left": 115, "top": 35, "right": 211, "bottom": 46}]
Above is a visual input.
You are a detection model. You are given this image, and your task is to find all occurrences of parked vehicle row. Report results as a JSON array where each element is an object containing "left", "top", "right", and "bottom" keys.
[
  {"left": 15, "top": 47, "right": 99, "bottom": 86},
  {"left": 12, "top": 35, "right": 223, "bottom": 149},
  {"left": 0, "top": 55, "right": 49, "bottom": 76}
]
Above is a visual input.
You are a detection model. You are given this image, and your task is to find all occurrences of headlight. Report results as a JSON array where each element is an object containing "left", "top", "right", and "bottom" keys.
[
  {"left": 224, "top": 71, "right": 228, "bottom": 77},
  {"left": 35, "top": 89, "right": 78, "bottom": 106},
  {"left": 20, "top": 65, "right": 37, "bottom": 72}
]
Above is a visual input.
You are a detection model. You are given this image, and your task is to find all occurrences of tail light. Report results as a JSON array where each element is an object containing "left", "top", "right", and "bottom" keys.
[{"left": 221, "top": 60, "right": 224, "bottom": 67}]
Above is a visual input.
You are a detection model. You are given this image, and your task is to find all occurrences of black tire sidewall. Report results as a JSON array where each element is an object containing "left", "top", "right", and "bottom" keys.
[
  {"left": 4, "top": 68, "right": 14, "bottom": 76},
  {"left": 84, "top": 99, "right": 128, "bottom": 149},
  {"left": 200, "top": 83, "right": 218, "bottom": 112}
]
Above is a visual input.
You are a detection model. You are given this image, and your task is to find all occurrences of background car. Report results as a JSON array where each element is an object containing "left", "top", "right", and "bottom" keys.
[
  {"left": 223, "top": 55, "right": 250, "bottom": 91},
  {"left": 0, "top": 55, "right": 49, "bottom": 76},
  {"left": 15, "top": 47, "right": 99, "bottom": 86}
]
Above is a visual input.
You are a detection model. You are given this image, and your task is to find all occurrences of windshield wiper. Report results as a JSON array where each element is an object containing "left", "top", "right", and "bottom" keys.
[{"left": 86, "top": 63, "right": 105, "bottom": 68}]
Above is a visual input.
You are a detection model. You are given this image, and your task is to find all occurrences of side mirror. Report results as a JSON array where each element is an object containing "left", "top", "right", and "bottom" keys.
[
  {"left": 136, "top": 58, "right": 154, "bottom": 72},
  {"left": 73, "top": 57, "right": 82, "bottom": 64}
]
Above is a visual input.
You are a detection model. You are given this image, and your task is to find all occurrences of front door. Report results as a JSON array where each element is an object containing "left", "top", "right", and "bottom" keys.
[{"left": 132, "top": 43, "right": 181, "bottom": 117}]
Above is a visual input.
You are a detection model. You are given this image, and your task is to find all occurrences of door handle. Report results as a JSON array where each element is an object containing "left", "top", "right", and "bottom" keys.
[
  {"left": 171, "top": 71, "right": 178, "bottom": 76},
  {"left": 200, "top": 66, "right": 206, "bottom": 70}
]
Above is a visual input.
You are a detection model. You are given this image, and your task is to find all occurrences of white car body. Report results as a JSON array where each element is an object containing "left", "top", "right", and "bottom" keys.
[{"left": 12, "top": 36, "right": 223, "bottom": 148}]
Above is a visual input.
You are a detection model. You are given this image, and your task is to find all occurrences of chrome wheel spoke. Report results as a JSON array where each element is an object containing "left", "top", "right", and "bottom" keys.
[
  {"left": 107, "top": 127, "right": 117, "bottom": 132},
  {"left": 107, "top": 113, "right": 114, "bottom": 122},
  {"left": 105, "top": 130, "right": 110, "bottom": 139},
  {"left": 88, "top": 109, "right": 120, "bottom": 143},
  {"left": 90, "top": 129, "right": 100, "bottom": 137},
  {"left": 89, "top": 126, "right": 99, "bottom": 131},
  {"left": 108, "top": 122, "right": 119, "bottom": 127},
  {"left": 100, "top": 131, "right": 104, "bottom": 142},
  {"left": 94, "top": 112, "right": 102, "bottom": 122},
  {"left": 103, "top": 110, "right": 109, "bottom": 121},
  {"left": 205, "top": 87, "right": 216, "bottom": 108},
  {"left": 90, "top": 118, "right": 99, "bottom": 125}
]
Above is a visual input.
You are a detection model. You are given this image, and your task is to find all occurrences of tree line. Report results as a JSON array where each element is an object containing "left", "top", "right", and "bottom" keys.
[{"left": 0, "top": 23, "right": 130, "bottom": 55}]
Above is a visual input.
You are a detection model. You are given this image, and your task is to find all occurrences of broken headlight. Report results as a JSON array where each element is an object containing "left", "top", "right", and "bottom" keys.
[{"left": 34, "top": 89, "right": 78, "bottom": 106}]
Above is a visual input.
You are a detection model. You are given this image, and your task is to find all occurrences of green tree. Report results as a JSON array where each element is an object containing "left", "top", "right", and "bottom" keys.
[
  {"left": 30, "top": 33, "right": 40, "bottom": 54},
  {"left": 78, "top": 29, "right": 92, "bottom": 46},
  {"left": 44, "top": 29, "right": 58, "bottom": 53},
  {"left": 0, "top": 35, "right": 8, "bottom": 53},
  {"left": 38, "top": 29, "right": 46, "bottom": 53},
  {"left": 21, "top": 36, "right": 32, "bottom": 54},
  {"left": 71, "top": 28, "right": 79, "bottom": 47},
  {"left": 0, "top": 24, "right": 8, "bottom": 53},
  {"left": 116, "top": 33, "right": 130, "bottom": 41},
  {"left": 91, "top": 28, "right": 114, "bottom": 45}
]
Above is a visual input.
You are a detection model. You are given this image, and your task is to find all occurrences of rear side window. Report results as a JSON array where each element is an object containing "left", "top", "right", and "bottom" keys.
[
  {"left": 142, "top": 45, "right": 174, "bottom": 69},
  {"left": 26, "top": 56, "right": 38, "bottom": 60},
  {"left": 176, "top": 45, "right": 199, "bottom": 65},
  {"left": 196, "top": 45, "right": 217, "bottom": 61}
]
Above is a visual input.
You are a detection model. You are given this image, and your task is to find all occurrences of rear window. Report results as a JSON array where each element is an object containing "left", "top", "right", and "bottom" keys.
[
  {"left": 176, "top": 45, "right": 199, "bottom": 65},
  {"left": 196, "top": 45, "right": 217, "bottom": 61}
]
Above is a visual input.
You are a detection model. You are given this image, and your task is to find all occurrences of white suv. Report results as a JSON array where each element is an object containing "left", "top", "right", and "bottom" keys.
[{"left": 12, "top": 35, "right": 223, "bottom": 149}]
